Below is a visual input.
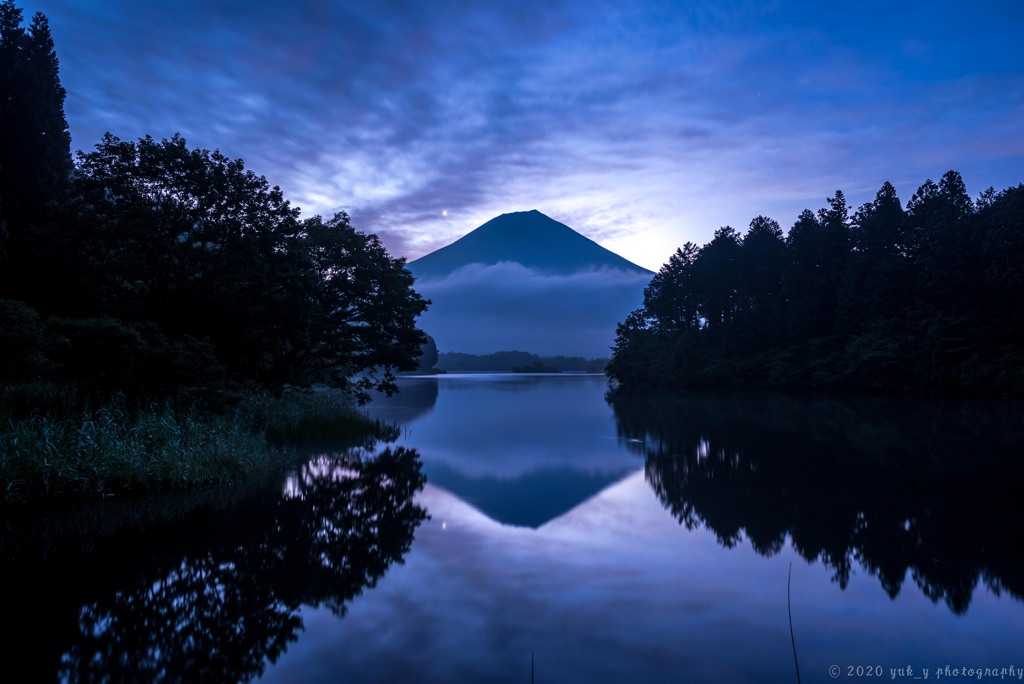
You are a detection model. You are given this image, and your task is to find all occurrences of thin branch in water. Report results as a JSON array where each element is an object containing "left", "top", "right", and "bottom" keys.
[{"left": 789, "top": 562, "right": 802, "bottom": 684}]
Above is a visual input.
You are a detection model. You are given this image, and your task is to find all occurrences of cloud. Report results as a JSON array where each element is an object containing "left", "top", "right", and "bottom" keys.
[
  {"left": 261, "top": 473, "right": 820, "bottom": 683},
  {"left": 24, "top": 0, "right": 1024, "bottom": 272},
  {"left": 413, "top": 262, "right": 650, "bottom": 357}
]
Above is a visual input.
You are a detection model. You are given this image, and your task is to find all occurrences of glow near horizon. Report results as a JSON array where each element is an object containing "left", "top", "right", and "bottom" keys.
[{"left": 20, "top": 0, "right": 1024, "bottom": 272}]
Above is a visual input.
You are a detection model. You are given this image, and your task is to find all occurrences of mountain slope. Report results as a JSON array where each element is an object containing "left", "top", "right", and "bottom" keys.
[
  {"left": 408, "top": 209, "right": 650, "bottom": 280},
  {"left": 406, "top": 210, "right": 652, "bottom": 357}
]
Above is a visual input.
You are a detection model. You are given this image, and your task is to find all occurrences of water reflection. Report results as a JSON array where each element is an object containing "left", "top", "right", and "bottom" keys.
[
  {"left": 609, "top": 391, "right": 1024, "bottom": 614},
  {"left": 2, "top": 447, "right": 427, "bottom": 682},
  {"left": 365, "top": 374, "right": 637, "bottom": 528}
]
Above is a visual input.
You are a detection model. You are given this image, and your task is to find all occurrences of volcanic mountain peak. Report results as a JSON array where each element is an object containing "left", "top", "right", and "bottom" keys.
[{"left": 407, "top": 210, "right": 651, "bottom": 280}]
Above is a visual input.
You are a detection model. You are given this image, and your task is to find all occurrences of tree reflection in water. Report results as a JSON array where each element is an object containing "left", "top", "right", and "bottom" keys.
[
  {"left": 28, "top": 446, "right": 427, "bottom": 683},
  {"left": 609, "top": 391, "right": 1024, "bottom": 614}
]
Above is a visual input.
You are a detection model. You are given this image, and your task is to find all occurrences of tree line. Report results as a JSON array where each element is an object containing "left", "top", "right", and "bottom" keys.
[
  {"left": 0, "top": 1, "right": 427, "bottom": 407},
  {"left": 608, "top": 174, "right": 1024, "bottom": 396},
  {"left": 435, "top": 350, "right": 607, "bottom": 373}
]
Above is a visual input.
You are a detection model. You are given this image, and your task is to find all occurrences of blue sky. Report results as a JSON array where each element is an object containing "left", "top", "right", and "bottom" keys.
[{"left": 22, "top": 0, "right": 1024, "bottom": 270}]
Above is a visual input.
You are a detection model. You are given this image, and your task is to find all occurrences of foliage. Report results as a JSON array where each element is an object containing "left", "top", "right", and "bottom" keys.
[
  {"left": 0, "top": 390, "right": 396, "bottom": 505},
  {"left": 0, "top": 299, "right": 51, "bottom": 382},
  {"left": 0, "top": 398, "right": 271, "bottom": 503},
  {"left": 416, "top": 334, "right": 439, "bottom": 371},
  {"left": 235, "top": 390, "right": 398, "bottom": 448},
  {"left": 51, "top": 133, "right": 426, "bottom": 398},
  {"left": 609, "top": 173, "right": 1024, "bottom": 396},
  {"left": 0, "top": 0, "right": 72, "bottom": 274},
  {"left": 302, "top": 213, "right": 428, "bottom": 399},
  {"left": 2, "top": 1, "right": 428, "bottom": 406},
  {"left": 0, "top": 1, "right": 431, "bottom": 503},
  {"left": 2, "top": 129, "right": 432, "bottom": 401},
  {"left": 3, "top": 131, "right": 427, "bottom": 403}
]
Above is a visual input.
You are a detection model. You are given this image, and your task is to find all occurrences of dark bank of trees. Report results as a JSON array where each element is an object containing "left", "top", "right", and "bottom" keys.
[
  {"left": 436, "top": 350, "right": 607, "bottom": 373},
  {"left": 0, "top": 1, "right": 427, "bottom": 502},
  {"left": 608, "top": 177, "right": 1024, "bottom": 396},
  {"left": 0, "top": 1, "right": 72, "bottom": 248},
  {"left": 0, "top": 1, "right": 427, "bottom": 406}
]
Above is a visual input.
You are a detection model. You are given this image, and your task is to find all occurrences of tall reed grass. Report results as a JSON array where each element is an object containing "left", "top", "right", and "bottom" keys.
[{"left": 0, "top": 389, "right": 393, "bottom": 505}]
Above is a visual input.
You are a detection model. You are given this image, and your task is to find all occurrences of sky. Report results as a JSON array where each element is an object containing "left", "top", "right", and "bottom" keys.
[{"left": 21, "top": 0, "right": 1024, "bottom": 271}]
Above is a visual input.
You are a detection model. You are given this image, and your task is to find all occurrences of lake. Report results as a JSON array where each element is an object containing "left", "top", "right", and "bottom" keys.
[{"left": 3, "top": 373, "right": 1023, "bottom": 682}]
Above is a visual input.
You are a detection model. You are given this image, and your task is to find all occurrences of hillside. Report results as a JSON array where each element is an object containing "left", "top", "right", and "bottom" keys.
[
  {"left": 407, "top": 210, "right": 650, "bottom": 280},
  {"left": 405, "top": 210, "right": 652, "bottom": 358}
]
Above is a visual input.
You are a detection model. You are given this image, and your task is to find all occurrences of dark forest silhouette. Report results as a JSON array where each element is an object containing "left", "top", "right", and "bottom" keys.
[
  {"left": 0, "top": 1, "right": 427, "bottom": 407},
  {"left": 435, "top": 350, "right": 606, "bottom": 372},
  {"left": 608, "top": 179, "right": 1024, "bottom": 396},
  {"left": 5, "top": 0, "right": 1021, "bottom": 405}
]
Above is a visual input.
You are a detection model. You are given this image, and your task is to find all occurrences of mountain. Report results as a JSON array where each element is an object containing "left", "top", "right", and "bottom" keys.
[
  {"left": 407, "top": 210, "right": 650, "bottom": 279},
  {"left": 406, "top": 210, "right": 653, "bottom": 358},
  {"left": 425, "top": 463, "right": 633, "bottom": 528}
]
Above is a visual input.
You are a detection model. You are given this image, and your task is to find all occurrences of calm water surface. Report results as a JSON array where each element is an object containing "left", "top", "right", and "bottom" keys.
[{"left": 4, "top": 374, "right": 1023, "bottom": 682}]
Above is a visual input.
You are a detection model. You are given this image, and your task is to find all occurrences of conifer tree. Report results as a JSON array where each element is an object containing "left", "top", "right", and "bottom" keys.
[{"left": 0, "top": 1, "right": 72, "bottom": 288}]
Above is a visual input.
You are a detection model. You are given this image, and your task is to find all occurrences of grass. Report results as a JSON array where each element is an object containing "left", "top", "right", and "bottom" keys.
[
  {"left": 0, "top": 388, "right": 395, "bottom": 505},
  {"left": 239, "top": 389, "right": 399, "bottom": 448}
]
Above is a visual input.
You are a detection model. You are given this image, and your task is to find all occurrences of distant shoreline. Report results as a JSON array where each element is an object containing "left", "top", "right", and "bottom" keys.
[{"left": 429, "top": 350, "right": 609, "bottom": 373}]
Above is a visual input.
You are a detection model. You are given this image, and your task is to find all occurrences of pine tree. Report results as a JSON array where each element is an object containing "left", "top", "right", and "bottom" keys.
[{"left": 0, "top": 1, "right": 72, "bottom": 285}]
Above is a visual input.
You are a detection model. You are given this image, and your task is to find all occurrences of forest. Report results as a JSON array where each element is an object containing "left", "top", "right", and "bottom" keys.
[
  {"left": 0, "top": 2, "right": 427, "bottom": 502},
  {"left": 607, "top": 176, "right": 1024, "bottom": 396}
]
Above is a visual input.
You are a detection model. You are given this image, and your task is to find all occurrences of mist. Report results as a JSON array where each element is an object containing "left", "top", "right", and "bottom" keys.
[{"left": 412, "top": 261, "right": 650, "bottom": 358}]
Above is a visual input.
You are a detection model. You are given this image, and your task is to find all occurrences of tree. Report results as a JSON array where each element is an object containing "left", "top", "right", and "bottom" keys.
[
  {"left": 818, "top": 190, "right": 852, "bottom": 304},
  {"left": 643, "top": 242, "right": 700, "bottom": 333},
  {"left": 416, "top": 334, "right": 438, "bottom": 371},
  {"left": 976, "top": 184, "right": 1024, "bottom": 387},
  {"left": 784, "top": 193, "right": 850, "bottom": 341},
  {"left": 695, "top": 226, "right": 743, "bottom": 330},
  {"left": 980, "top": 184, "right": 1024, "bottom": 302},
  {"left": 843, "top": 181, "right": 909, "bottom": 331},
  {"left": 301, "top": 212, "right": 428, "bottom": 400},
  {"left": 607, "top": 308, "right": 666, "bottom": 386},
  {"left": 0, "top": 297, "right": 49, "bottom": 383},
  {"left": 67, "top": 134, "right": 427, "bottom": 398},
  {"left": 0, "top": 1, "right": 72, "bottom": 286},
  {"left": 737, "top": 215, "right": 786, "bottom": 344},
  {"left": 851, "top": 181, "right": 906, "bottom": 260},
  {"left": 907, "top": 170, "right": 979, "bottom": 313},
  {"left": 609, "top": 172, "right": 1023, "bottom": 396},
  {"left": 68, "top": 134, "right": 307, "bottom": 385}
]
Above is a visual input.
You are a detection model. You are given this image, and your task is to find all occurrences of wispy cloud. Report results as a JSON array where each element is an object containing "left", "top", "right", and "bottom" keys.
[{"left": 25, "top": 0, "right": 1024, "bottom": 270}]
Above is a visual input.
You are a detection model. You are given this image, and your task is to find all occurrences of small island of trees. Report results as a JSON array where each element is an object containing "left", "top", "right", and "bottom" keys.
[
  {"left": 0, "top": 2, "right": 428, "bottom": 503},
  {"left": 608, "top": 176, "right": 1023, "bottom": 396}
]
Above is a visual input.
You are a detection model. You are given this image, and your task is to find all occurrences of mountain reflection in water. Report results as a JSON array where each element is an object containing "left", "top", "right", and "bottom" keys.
[
  {"left": 609, "top": 391, "right": 1024, "bottom": 614},
  {"left": 366, "top": 373, "right": 637, "bottom": 528},
  {"left": 5, "top": 377, "right": 1023, "bottom": 682},
  {"left": 264, "top": 378, "right": 1023, "bottom": 682}
]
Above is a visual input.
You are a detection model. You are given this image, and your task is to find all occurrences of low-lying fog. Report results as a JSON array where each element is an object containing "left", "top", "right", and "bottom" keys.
[{"left": 412, "top": 261, "right": 651, "bottom": 357}]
